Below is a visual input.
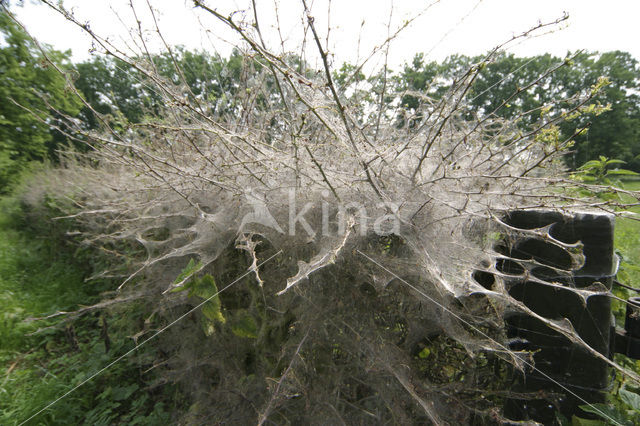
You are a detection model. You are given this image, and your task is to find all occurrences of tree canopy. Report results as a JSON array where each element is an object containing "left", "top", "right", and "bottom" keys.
[
  {"left": 398, "top": 50, "right": 640, "bottom": 171},
  {"left": 0, "top": 11, "right": 80, "bottom": 192},
  {"left": 73, "top": 48, "right": 253, "bottom": 131}
]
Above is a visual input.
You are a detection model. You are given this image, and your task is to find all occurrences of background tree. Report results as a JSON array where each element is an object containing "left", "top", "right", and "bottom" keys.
[
  {"left": 398, "top": 50, "right": 640, "bottom": 171},
  {"left": 73, "top": 56, "right": 151, "bottom": 130},
  {"left": 0, "top": 11, "right": 80, "bottom": 192},
  {"left": 73, "top": 48, "right": 252, "bottom": 132},
  {"left": 557, "top": 51, "right": 640, "bottom": 170}
]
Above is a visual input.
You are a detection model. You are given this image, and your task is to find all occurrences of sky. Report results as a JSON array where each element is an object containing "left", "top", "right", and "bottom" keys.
[{"left": 10, "top": 0, "right": 640, "bottom": 70}]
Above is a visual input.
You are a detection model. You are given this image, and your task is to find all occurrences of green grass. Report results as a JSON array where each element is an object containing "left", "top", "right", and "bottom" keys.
[
  {"left": 614, "top": 180, "right": 640, "bottom": 266},
  {"left": 614, "top": 180, "right": 640, "bottom": 317},
  {"left": 0, "top": 196, "right": 174, "bottom": 425}
]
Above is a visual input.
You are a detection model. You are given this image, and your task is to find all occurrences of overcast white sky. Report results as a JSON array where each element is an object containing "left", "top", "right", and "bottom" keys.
[{"left": 11, "top": 0, "right": 640, "bottom": 70}]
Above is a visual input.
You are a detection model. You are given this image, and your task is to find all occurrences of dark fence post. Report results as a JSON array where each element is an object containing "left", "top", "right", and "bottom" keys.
[{"left": 499, "top": 210, "right": 615, "bottom": 422}]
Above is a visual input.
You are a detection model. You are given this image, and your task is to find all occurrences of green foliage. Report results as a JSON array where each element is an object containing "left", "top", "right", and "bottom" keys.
[
  {"left": 417, "top": 346, "right": 430, "bottom": 359},
  {"left": 170, "top": 258, "right": 203, "bottom": 287},
  {"left": 230, "top": 311, "right": 258, "bottom": 339},
  {"left": 0, "top": 11, "right": 81, "bottom": 193},
  {"left": 573, "top": 384, "right": 640, "bottom": 425},
  {"left": 2, "top": 15, "right": 640, "bottom": 420},
  {"left": 172, "top": 263, "right": 225, "bottom": 336},
  {"left": 0, "top": 193, "right": 178, "bottom": 424},
  {"left": 396, "top": 50, "right": 640, "bottom": 171},
  {"left": 73, "top": 48, "right": 251, "bottom": 132},
  {"left": 572, "top": 156, "right": 639, "bottom": 186},
  {"left": 73, "top": 56, "right": 155, "bottom": 130},
  {"left": 574, "top": 404, "right": 630, "bottom": 425}
]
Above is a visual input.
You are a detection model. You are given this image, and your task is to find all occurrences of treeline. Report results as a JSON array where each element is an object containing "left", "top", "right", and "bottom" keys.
[
  {"left": 2, "top": 11, "right": 640, "bottom": 193},
  {"left": 395, "top": 51, "right": 640, "bottom": 171}
]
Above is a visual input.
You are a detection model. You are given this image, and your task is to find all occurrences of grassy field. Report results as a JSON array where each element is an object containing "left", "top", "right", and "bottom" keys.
[{"left": 614, "top": 180, "right": 640, "bottom": 311}]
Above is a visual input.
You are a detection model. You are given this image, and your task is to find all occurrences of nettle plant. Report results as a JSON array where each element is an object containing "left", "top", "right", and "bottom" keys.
[
  {"left": 573, "top": 155, "right": 639, "bottom": 185},
  {"left": 13, "top": 1, "right": 640, "bottom": 424}
]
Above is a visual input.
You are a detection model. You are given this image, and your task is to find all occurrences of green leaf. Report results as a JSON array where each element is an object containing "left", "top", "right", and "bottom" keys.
[
  {"left": 170, "top": 266, "right": 225, "bottom": 334},
  {"left": 578, "top": 160, "right": 603, "bottom": 170},
  {"left": 579, "top": 403, "right": 629, "bottom": 425},
  {"left": 202, "top": 299, "right": 225, "bottom": 324},
  {"left": 193, "top": 275, "right": 225, "bottom": 331},
  {"left": 605, "top": 159, "right": 627, "bottom": 166},
  {"left": 607, "top": 169, "right": 639, "bottom": 176},
  {"left": 191, "top": 274, "right": 217, "bottom": 299},
  {"left": 173, "top": 258, "right": 202, "bottom": 285},
  {"left": 231, "top": 311, "right": 258, "bottom": 338},
  {"left": 620, "top": 387, "right": 640, "bottom": 412}
]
